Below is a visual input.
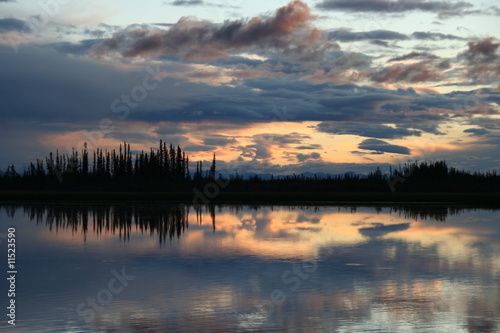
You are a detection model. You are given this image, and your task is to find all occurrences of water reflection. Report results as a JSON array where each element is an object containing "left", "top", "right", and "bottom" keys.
[
  {"left": 0, "top": 203, "right": 484, "bottom": 243},
  {"left": 0, "top": 204, "right": 499, "bottom": 332},
  {"left": 2, "top": 203, "right": 218, "bottom": 243}
]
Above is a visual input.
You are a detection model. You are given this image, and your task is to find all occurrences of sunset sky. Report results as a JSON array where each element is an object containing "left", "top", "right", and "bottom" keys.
[{"left": 0, "top": 0, "right": 499, "bottom": 175}]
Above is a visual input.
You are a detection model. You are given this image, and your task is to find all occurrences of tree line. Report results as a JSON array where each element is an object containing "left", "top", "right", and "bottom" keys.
[
  {"left": 0, "top": 140, "right": 216, "bottom": 190},
  {"left": 0, "top": 140, "right": 499, "bottom": 192}
]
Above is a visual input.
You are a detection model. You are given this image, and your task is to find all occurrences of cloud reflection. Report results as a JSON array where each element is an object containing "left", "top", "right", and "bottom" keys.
[{"left": 2, "top": 204, "right": 499, "bottom": 332}]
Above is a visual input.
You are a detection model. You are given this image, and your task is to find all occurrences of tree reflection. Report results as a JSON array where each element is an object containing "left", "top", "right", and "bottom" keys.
[
  {"left": 0, "top": 204, "right": 494, "bottom": 244},
  {"left": 1, "top": 203, "right": 216, "bottom": 243}
]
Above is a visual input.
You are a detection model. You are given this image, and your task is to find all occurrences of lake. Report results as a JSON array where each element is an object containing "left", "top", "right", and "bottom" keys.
[{"left": 0, "top": 203, "right": 499, "bottom": 332}]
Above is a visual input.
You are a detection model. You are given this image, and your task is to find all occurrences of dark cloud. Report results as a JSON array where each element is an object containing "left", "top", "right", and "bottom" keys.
[
  {"left": 296, "top": 144, "right": 323, "bottom": 150},
  {"left": 317, "top": 0, "right": 473, "bottom": 15},
  {"left": 463, "top": 128, "right": 490, "bottom": 137},
  {"left": 253, "top": 133, "right": 311, "bottom": 146},
  {"left": 461, "top": 37, "right": 499, "bottom": 64},
  {"left": 234, "top": 144, "right": 272, "bottom": 160},
  {"left": 207, "top": 55, "right": 265, "bottom": 67},
  {"left": 411, "top": 31, "right": 465, "bottom": 40},
  {"left": 0, "top": 42, "right": 497, "bottom": 171},
  {"left": 83, "top": 29, "right": 107, "bottom": 38},
  {"left": 0, "top": 45, "right": 147, "bottom": 124},
  {"left": 111, "top": 76, "right": 494, "bottom": 131},
  {"left": 317, "top": 122, "right": 421, "bottom": 139},
  {"left": 233, "top": 133, "right": 311, "bottom": 160},
  {"left": 202, "top": 135, "right": 237, "bottom": 146},
  {"left": 49, "top": 39, "right": 102, "bottom": 55},
  {"left": 437, "top": 60, "right": 451, "bottom": 69},
  {"left": 92, "top": 0, "right": 335, "bottom": 62},
  {"left": 329, "top": 29, "right": 408, "bottom": 42},
  {"left": 327, "top": 52, "right": 372, "bottom": 69},
  {"left": 459, "top": 37, "right": 500, "bottom": 84},
  {"left": 351, "top": 150, "right": 384, "bottom": 155},
  {"left": 359, "top": 223, "right": 410, "bottom": 238},
  {"left": 166, "top": 0, "right": 239, "bottom": 8},
  {"left": 0, "top": 18, "right": 30, "bottom": 33},
  {"left": 184, "top": 144, "right": 216, "bottom": 152},
  {"left": 370, "top": 61, "right": 442, "bottom": 83},
  {"left": 358, "top": 139, "right": 411, "bottom": 155},
  {"left": 153, "top": 23, "right": 175, "bottom": 28},
  {"left": 370, "top": 40, "right": 390, "bottom": 47},
  {"left": 318, "top": 93, "right": 405, "bottom": 118},
  {"left": 437, "top": 5, "right": 500, "bottom": 19},
  {"left": 296, "top": 152, "right": 321, "bottom": 162},
  {"left": 154, "top": 123, "right": 188, "bottom": 136},
  {"left": 388, "top": 51, "right": 439, "bottom": 62},
  {"left": 170, "top": 0, "right": 203, "bottom": 6}
]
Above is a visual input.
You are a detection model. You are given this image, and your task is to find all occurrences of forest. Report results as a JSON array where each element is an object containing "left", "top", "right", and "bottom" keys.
[{"left": 0, "top": 140, "right": 499, "bottom": 193}]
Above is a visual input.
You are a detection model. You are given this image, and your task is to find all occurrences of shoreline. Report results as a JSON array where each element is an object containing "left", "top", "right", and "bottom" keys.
[{"left": 0, "top": 191, "right": 498, "bottom": 207}]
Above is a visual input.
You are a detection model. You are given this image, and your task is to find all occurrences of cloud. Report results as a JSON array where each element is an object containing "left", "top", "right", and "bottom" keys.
[
  {"left": 327, "top": 51, "right": 372, "bottom": 69},
  {"left": 437, "top": 60, "right": 451, "bottom": 69},
  {"left": 202, "top": 134, "right": 237, "bottom": 146},
  {"left": 329, "top": 29, "right": 408, "bottom": 42},
  {"left": 169, "top": 0, "right": 204, "bottom": 6},
  {"left": 351, "top": 150, "right": 384, "bottom": 155},
  {"left": 296, "top": 152, "right": 321, "bottom": 162},
  {"left": 317, "top": 0, "right": 473, "bottom": 15},
  {"left": 459, "top": 37, "right": 500, "bottom": 84},
  {"left": 358, "top": 139, "right": 411, "bottom": 155},
  {"left": 463, "top": 128, "right": 490, "bottom": 137},
  {"left": 437, "top": 5, "right": 500, "bottom": 19},
  {"left": 318, "top": 0, "right": 500, "bottom": 19},
  {"left": 185, "top": 144, "right": 216, "bottom": 152},
  {"left": 166, "top": 0, "right": 239, "bottom": 8},
  {"left": 318, "top": 93, "right": 406, "bottom": 118},
  {"left": 411, "top": 31, "right": 465, "bottom": 40},
  {"left": 317, "top": 122, "right": 421, "bottom": 139},
  {"left": 4, "top": 44, "right": 493, "bottom": 133},
  {"left": 92, "top": 0, "right": 335, "bottom": 62},
  {"left": 1, "top": 42, "right": 498, "bottom": 172},
  {"left": 0, "top": 18, "right": 30, "bottom": 33},
  {"left": 233, "top": 133, "right": 311, "bottom": 160},
  {"left": 317, "top": 0, "right": 474, "bottom": 18},
  {"left": 253, "top": 133, "right": 311, "bottom": 146},
  {"left": 49, "top": 39, "right": 102, "bottom": 55},
  {"left": 370, "top": 61, "right": 442, "bottom": 83},
  {"left": 461, "top": 37, "right": 499, "bottom": 64},
  {"left": 234, "top": 144, "right": 272, "bottom": 160},
  {"left": 154, "top": 123, "right": 188, "bottom": 136},
  {"left": 359, "top": 223, "right": 410, "bottom": 238},
  {"left": 296, "top": 144, "right": 323, "bottom": 150},
  {"left": 370, "top": 40, "right": 390, "bottom": 47},
  {"left": 388, "top": 51, "right": 439, "bottom": 62}
]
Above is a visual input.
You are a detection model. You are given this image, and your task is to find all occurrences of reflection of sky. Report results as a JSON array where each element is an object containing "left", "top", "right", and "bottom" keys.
[{"left": 1, "top": 205, "right": 499, "bottom": 332}]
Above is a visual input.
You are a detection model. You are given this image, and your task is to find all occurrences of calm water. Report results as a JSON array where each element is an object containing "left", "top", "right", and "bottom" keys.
[{"left": 0, "top": 203, "right": 499, "bottom": 333}]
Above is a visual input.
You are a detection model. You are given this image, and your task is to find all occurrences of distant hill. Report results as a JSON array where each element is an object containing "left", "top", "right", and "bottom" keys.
[{"left": 216, "top": 171, "right": 366, "bottom": 180}]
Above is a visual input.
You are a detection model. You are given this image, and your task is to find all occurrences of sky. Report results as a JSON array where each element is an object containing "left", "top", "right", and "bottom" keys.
[{"left": 0, "top": 0, "right": 499, "bottom": 175}]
